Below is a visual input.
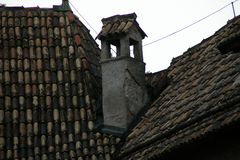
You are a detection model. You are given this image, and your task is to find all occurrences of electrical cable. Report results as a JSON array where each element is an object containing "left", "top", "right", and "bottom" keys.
[
  {"left": 68, "top": 0, "right": 98, "bottom": 35},
  {"left": 68, "top": 0, "right": 238, "bottom": 48},
  {"left": 143, "top": 0, "right": 239, "bottom": 47}
]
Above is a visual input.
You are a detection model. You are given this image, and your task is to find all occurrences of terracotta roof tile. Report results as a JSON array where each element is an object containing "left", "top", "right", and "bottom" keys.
[
  {"left": 97, "top": 13, "right": 147, "bottom": 40},
  {"left": 0, "top": 4, "right": 120, "bottom": 160}
]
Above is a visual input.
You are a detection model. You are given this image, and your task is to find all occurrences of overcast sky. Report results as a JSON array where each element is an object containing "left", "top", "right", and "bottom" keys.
[{"left": 1, "top": 0, "right": 239, "bottom": 72}]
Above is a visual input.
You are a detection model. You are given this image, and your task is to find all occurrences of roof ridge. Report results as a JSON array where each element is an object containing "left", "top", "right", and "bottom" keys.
[
  {"left": 101, "top": 13, "right": 137, "bottom": 24},
  {"left": 169, "top": 15, "right": 240, "bottom": 69},
  {"left": 0, "top": 1, "right": 71, "bottom": 11}
]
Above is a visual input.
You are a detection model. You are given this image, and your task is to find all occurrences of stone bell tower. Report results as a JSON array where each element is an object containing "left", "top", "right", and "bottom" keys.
[{"left": 97, "top": 13, "right": 148, "bottom": 134}]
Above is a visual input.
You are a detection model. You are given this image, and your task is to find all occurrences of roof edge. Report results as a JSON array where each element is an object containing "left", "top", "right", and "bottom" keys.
[
  {"left": 101, "top": 12, "right": 137, "bottom": 23},
  {"left": 169, "top": 15, "right": 240, "bottom": 68},
  {"left": 0, "top": 1, "right": 71, "bottom": 11}
]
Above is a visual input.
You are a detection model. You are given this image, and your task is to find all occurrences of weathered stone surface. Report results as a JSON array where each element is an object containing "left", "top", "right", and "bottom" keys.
[
  {"left": 99, "top": 13, "right": 148, "bottom": 133},
  {"left": 102, "top": 58, "right": 147, "bottom": 130}
]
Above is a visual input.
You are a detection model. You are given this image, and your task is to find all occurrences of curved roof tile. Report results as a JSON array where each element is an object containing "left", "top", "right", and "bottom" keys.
[{"left": 0, "top": 3, "right": 120, "bottom": 160}]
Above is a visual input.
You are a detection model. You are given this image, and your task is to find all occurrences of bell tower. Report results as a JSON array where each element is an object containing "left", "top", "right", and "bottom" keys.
[{"left": 97, "top": 13, "right": 148, "bottom": 134}]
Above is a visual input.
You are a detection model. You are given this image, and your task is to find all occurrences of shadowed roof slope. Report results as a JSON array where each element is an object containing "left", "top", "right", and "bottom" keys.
[
  {"left": 0, "top": 3, "right": 120, "bottom": 160},
  {"left": 118, "top": 16, "right": 240, "bottom": 159}
]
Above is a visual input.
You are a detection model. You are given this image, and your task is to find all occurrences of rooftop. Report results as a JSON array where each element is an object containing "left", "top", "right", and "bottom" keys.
[{"left": 118, "top": 15, "right": 240, "bottom": 159}]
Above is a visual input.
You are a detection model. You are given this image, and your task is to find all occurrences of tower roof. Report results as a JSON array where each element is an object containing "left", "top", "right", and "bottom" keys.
[{"left": 97, "top": 13, "right": 147, "bottom": 40}]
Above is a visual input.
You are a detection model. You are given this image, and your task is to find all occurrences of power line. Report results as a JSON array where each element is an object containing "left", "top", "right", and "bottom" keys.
[
  {"left": 143, "top": 0, "right": 239, "bottom": 47},
  {"left": 68, "top": 0, "right": 98, "bottom": 35},
  {"left": 68, "top": 1, "right": 117, "bottom": 53},
  {"left": 69, "top": 0, "right": 239, "bottom": 48}
]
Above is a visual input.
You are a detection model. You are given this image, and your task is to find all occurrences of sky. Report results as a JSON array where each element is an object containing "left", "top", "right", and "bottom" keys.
[{"left": 1, "top": 0, "right": 239, "bottom": 72}]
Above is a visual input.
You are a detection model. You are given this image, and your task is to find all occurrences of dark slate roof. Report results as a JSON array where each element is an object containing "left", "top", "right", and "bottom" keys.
[
  {"left": 118, "top": 16, "right": 240, "bottom": 159},
  {"left": 0, "top": 3, "right": 120, "bottom": 160},
  {"left": 96, "top": 13, "right": 147, "bottom": 40}
]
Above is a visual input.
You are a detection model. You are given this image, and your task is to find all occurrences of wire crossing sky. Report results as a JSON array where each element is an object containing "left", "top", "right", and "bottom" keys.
[
  {"left": 143, "top": 0, "right": 239, "bottom": 47},
  {"left": 69, "top": 0, "right": 239, "bottom": 47},
  {"left": 1, "top": 0, "right": 239, "bottom": 72}
]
